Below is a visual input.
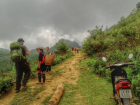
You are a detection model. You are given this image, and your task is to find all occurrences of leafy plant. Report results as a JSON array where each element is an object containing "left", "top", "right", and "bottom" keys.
[{"left": 54, "top": 39, "right": 69, "bottom": 54}]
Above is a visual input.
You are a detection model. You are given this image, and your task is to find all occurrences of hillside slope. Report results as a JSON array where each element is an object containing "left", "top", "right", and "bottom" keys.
[
  {"left": 0, "top": 49, "right": 9, "bottom": 57},
  {"left": 0, "top": 51, "right": 116, "bottom": 105},
  {"left": 83, "top": 9, "right": 140, "bottom": 55},
  {"left": 83, "top": 9, "right": 140, "bottom": 99}
]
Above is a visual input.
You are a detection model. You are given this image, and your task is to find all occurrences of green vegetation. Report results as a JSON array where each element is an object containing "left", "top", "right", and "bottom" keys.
[
  {"left": 83, "top": 6, "right": 140, "bottom": 100},
  {"left": 0, "top": 39, "right": 80, "bottom": 74},
  {"left": 54, "top": 39, "right": 70, "bottom": 54},
  {"left": 42, "top": 95, "right": 52, "bottom": 105},
  {"left": 0, "top": 49, "right": 11, "bottom": 73},
  {"left": 136, "top": 2, "right": 140, "bottom": 10},
  {"left": 51, "top": 39, "right": 81, "bottom": 52},
  {"left": 54, "top": 49, "right": 74, "bottom": 64},
  {"left": 0, "top": 40, "right": 74, "bottom": 98},
  {"left": 59, "top": 57, "right": 115, "bottom": 105},
  {"left": 49, "top": 67, "right": 65, "bottom": 76},
  {"left": 11, "top": 84, "right": 45, "bottom": 105}
]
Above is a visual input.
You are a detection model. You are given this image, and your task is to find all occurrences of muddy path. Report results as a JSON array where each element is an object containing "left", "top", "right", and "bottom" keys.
[{"left": 0, "top": 51, "right": 83, "bottom": 105}]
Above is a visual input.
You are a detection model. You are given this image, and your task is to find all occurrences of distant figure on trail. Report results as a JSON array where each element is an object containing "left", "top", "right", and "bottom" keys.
[
  {"left": 36, "top": 47, "right": 46, "bottom": 84},
  {"left": 74, "top": 47, "right": 77, "bottom": 52},
  {"left": 72, "top": 48, "right": 74, "bottom": 51},
  {"left": 77, "top": 48, "right": 79, "bottom": 53},
  {"left": 11, "top": 38, "right": 31, "bottom": 93},
  {"left": 46, "top": 47, "right": 52, "bottom": 72}
]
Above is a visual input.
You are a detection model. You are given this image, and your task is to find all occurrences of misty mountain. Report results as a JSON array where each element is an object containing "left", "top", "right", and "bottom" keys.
[
  {"left": 29, "top": 39, "right": 81, "bottom": 53},
  {"left": 64, "top": 39, "right": 81, "bottom": 48},
  {"left": 49, "top": 39, "right": 81, "bottom": 52},
  {"left": 0, "top": 48, "right": 9, "bottom": 52},
  {"left": 74, "top": 39, "right": 82, "bottom": 47},
  {"left": 0, "top": 48, "right": 10, "bottom": 56}
]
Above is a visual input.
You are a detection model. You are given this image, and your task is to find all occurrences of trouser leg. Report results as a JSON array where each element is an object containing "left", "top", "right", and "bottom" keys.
[
  {"left": 16, "top": 67, "right": 23, "bottom": 90},
  {"left": 46, "top": 65, "right": 51, "bottom": 72},
  {"left": 22, "top": 69, "right": 31, "bottom": 85},
  {"left": 42, "top": 71, "right": 45, "bottom": 82},
  {"left": 22, "top": 62, "right": 31, "bottom": 85},
  {"left": 48, "top": 66, "right": 51, "bottom": 71},
  {"left": 46, "top": 66, "right": 49, "bottom": 72},
  {"left": 38, "top": 70, "right": 41, "bottom": 82}
]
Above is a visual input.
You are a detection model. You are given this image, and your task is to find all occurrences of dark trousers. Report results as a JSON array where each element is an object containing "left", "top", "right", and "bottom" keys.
[
  {"left": 46, "top": 65, "right": 51, "bottom": 72},
  {"left": 15, "top": 61, "right": 31, "bottom": 90}
]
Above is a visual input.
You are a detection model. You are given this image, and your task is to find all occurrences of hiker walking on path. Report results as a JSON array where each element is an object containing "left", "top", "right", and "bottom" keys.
[
  {"left": 77, "top": 48, "right": 79, "bottom": 53},
  {"left": 13, "top": 38, "right": 31, "bottom": 93},
  {"left": 72, "top": 48, "right": 74, "bottom": 51},
  {"left": 74, "top": 47, "right": 77, "bottom": 53},
  {"left": 36, "top": 47, "right": 46, "bottom": 84},
  {"left": 46, "top": 47, "right": 52, "bottom": 72}
]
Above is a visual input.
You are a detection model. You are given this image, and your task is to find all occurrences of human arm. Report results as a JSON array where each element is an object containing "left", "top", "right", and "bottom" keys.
[
  {"left": 38, "top": 53, "right": 43, "bottom": 69},
  {"left": 23, "top": 45, "right": 30, "bottom": 56},
  {"left": 26, "top": 51, "right": 29, "bottom": 55},
  {"left": 38, "top": 61, "right": 41, "bottom": 69}
]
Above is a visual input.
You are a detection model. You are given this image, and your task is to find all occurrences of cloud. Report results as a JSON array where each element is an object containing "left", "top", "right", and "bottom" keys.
[{"left": 0, "top": 0, "right": 139, "bottom": 50}]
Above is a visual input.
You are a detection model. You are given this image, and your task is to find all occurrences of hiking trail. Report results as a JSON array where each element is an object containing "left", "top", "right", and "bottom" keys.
[{"left": 0, "top": 51, "right": 82, "bottom": 105}]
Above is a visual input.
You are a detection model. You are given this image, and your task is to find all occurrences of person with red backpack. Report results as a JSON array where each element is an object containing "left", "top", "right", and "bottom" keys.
[{"left": 36, "top": 47, "right": 46, "bottom": 84}]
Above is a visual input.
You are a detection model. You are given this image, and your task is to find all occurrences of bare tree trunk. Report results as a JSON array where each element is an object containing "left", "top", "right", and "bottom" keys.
[{"left": 47, "top": 83, "right": 64, "bottom": 105}]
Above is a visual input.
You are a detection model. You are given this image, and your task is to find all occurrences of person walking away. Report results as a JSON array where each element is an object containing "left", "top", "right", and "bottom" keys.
[
  {"left": 10, "top": 38, "right": 31, "bottom": 93},
  {"left": 77, "top": 48, "right": 79, "bottom": 53},
  {"left": 46, "top": 47, "right": 52, "bottom": 72},
  {"left": 74, "top": 47, "right": 77, "bottom": 53},
  {"left": 72, "top": 48, "right": 74, "bottom": 51},
  {"left": 36, "top": 48, "right": 46, "bottom": 84}
]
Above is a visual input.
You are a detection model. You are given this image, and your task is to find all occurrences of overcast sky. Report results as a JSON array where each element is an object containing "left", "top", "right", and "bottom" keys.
[{"left": 0, "top": 0, "right": 139, "bottom": 50}]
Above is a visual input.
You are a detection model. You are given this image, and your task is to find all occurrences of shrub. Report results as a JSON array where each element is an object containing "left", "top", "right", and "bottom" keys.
[
  {"left": 87, "top": 49, "right": 140, "bottom": 97},
  {"left": 82, "top": 38, "right": 96, "bottom": 55},
  {"left": 54, "top": 39, "right": 69, "bottom": 54}
]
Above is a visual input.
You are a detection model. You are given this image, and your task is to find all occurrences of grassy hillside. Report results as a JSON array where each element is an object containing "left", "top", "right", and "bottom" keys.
[
  {"left": 83, "top": 9, "right": 140, "bottom": 98},
  {"left": 0, "top": 49, "right": 11, "bottom": 73},
  {"left": 83, "top": 9, "right": 140, "bottom": 55},
  {"left": 0, "top": 49, "right": 9, "bottom": 56}
]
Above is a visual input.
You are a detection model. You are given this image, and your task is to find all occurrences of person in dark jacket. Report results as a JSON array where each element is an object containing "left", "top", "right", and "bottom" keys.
[
  {"left": 15, "top": 38, "right": 31, "bottom": 93},
  {"left": 77, "top": 48, "right": 79, "bottom": 53},
  {"left": 36, "top": 47, "right": 46, "bottom": 84}
]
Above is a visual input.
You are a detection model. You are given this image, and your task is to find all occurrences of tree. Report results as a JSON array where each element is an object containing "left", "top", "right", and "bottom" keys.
[
  {"left": 120, "top": 16, "right": 125, "bottom": 21},
  {"left": 104, "top": 26, "right": 108, "bottom": 31},
  {"left": 88, "top": 25, "right": 104, "bottom": 38},
  {"left": 54, "top": 39, "right": 69, "bottom": 54},
  {"left": 136, "top": 2, "right": 140, "bottom": 10}
]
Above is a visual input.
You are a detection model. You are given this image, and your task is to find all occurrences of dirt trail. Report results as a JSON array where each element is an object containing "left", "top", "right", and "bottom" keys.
[{"left": 0, "top": 51, "right": 82, "bottom": 105}]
